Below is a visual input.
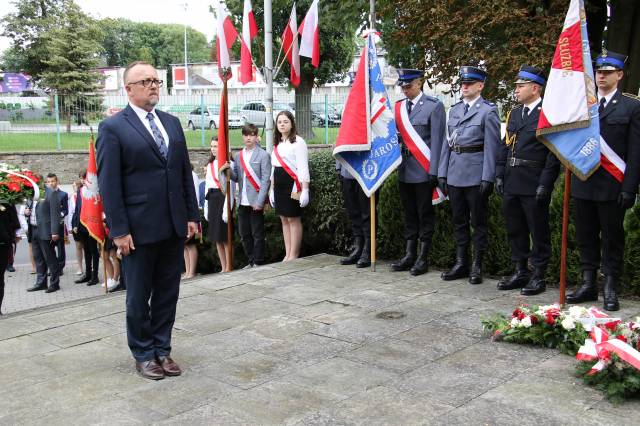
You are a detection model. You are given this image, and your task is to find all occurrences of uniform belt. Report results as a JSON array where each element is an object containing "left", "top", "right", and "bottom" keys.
[
  {"left": 508, "top": 157, "right": 544, "bottom": 168},
  {"left": 452, "top": 144, "right": 484, "bottom": 154}
]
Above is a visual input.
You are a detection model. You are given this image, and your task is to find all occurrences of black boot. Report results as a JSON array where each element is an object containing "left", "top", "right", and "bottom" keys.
[
  {"left": 521, "top": 267, "right": 547, "bottom": 296},
  {"left": 469, "top": 251, "right": 484, "bottom": 285},
  {"left": 497, "top": 260, "right": 530, "bottom": 290},
  {"left": 356, "top": 238, "right": 371, "bottom": 268},
  {"left": 75, "top": 273, "right": 91, "bottom": 284},
  {"left": 341, "top": 236, "right": 364, "bottom": 266},
  {"left": 391, "top": 240, "right": 417, "bottom": 272},
  {"left": 566, "top": 270, "right": 598, "bottom": 304},
  {"left": 603, "top": 276, "right": 620, "bottom": 311},
  {"left": 87, "top": 270, "right": 99, "bottom": 286},
  {"left": 410, "top": 241, "right": 429, "bottom": 276},
  {"left": 441, "top": 246, "right": 469, "bottom": 281}
]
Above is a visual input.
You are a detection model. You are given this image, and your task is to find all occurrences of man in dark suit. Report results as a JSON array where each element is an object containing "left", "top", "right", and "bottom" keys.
[
  {"left": 97, "top": 61, "right": 199, "bottom": 380},
  {"left": 391, "top": 69, "right": 446, "bottom": 276},
  {"left": 72, "top": 172, "right": 100, "bottom": 286},
  {"left": 438, "top": 66, "right": 501, "bottom": 284},
  {"left": 45, "top": 173, "right": 67, "bottom": 275},
  {"left": 566, "top": 51, "right": 640, "bottom": 311},
  {"left": 495, "top": 66, "right": 560, "bottom": 296},
  {"left": 25, "top": 187, "right": 62, "bottom": 293}
]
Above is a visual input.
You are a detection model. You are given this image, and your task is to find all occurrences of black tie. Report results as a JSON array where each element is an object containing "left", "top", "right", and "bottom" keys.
[
  {"left": 598, "top": 97, "right": 606, "bottom": 114},
  {"left": 523, "top": 106, "right": 530, "bottom": 119},
  {"left": 463, "top": 103, "right": 469, "bottom": 115},
  {"left": 407, "top": 100, "right": 413, "bottom": 115}
]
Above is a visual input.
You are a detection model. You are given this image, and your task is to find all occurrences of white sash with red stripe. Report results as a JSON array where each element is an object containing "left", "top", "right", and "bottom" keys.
[
  {"left": 209, "top": 161, "right": 221, "bottom": 189},
  {"left": 599, "top": 137, "right": 625, "bottom": 183},
  {"left": 274, "top": 144, "right": 302, "bottom": 194},
  {"left": 395, "top": 99, "right": 447, "bottom": 205},
  {"left": 239, "top": 148, "right": 261, "bottom": 192}
]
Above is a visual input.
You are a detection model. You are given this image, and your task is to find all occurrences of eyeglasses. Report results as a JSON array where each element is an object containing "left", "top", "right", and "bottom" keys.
[{"left": 127, "top": 78, "right": 164, "bottom": 88}]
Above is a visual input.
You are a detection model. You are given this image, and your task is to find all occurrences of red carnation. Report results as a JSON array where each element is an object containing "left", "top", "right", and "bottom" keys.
[
  {"left": 512, "top": 308, "right": 523, "bottom": 319},
  {"left": 616, "top": 335, "right": 627, "bottom": 343},
  {"left": 545, "top": 314, "right": 556, "bottom": 326},
  {"left": 530, "top": 315, "right": 539, "bottom": 325},
  {"left": 7, "top": 182, "right": 20, "bottom": 192},
  {"left": 604, "top": 320, "right": 621, "bottom": 331}
]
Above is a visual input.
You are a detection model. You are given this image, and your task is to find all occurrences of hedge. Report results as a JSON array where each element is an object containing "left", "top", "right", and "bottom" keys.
[{"left": 196, "top": 149, "right": 640, "bottom": 296}]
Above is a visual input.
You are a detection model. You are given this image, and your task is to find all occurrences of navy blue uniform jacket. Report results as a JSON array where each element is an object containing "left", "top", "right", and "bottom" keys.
[{"left": 96, "top": 105, "right": 199, "bottom": 245}]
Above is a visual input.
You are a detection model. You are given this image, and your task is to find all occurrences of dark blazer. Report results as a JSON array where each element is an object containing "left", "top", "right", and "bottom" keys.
[
  {"left": 397, "top": 93, "right": 446, "bottom": 183},
  {"left": 56, "top": 189, "right": 69, "bottom": 217},
  {"left": 496, "top": 101, "right": 560, "bottom": 196},
  {"left": 572, "top": 91, "right": 640, "bottom": 201},
  {"left": 34, "top": 188, "right": 62, "bottom": 240},
  {"left": 96, "top": 104, "right": 200, "bottom": 245},
  {"left": 0, "top": 203, "right": 20, "bottom": 245},
  {"left": 71, "top": 189, "right": 88, "bottom": 234}
]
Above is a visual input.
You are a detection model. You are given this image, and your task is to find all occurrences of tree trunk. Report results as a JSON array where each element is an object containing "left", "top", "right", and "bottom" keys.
[{"left": 295, "top": 73, "right": 315, "bottom": 141}]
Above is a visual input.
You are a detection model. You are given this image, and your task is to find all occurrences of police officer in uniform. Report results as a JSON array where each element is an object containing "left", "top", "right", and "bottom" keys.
[
  {"left": 338, "top": 161, "right": 372, "bottom": 268},
  {"left": 566, "top": 51, "right": 640, "bottom": 311},
  {"left": 390, "top": 69, "right": 446, "bottom": 276},
  {"left": 495, "top": 65, "right": 560, "bottom": 295},
  {"left": 438, "top": 66, "right": 500, "bottom": 284}
]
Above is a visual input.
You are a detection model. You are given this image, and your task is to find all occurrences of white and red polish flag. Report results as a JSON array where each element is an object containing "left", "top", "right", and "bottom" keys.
[
  {"left": 299, "top": 0, "right": 319, "bottom": 68},
  {"left": 282, "top": 3, "right": 301, "bottom": 87},
  {"left": 240, "top": 0, "right": 258, "bottom": 85},
  {"left": 215, "top": 0, "right": 238, "bottom": 78}
]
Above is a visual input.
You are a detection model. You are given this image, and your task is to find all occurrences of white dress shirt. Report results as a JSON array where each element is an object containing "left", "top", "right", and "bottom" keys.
[
  {"left": 205, "top": 160, "right": 221, "bottom": 190},
  {"left": 271, "top": 135, "right": 311, "bottom": 183},
  {"left": 598, "top": 89, "right": 617, "bottom": 109},
  {"left": 523, "top": 98, "right": 542, "bottom": 116},
  {"left": 129, "top": 103, "right": 170, "bottom": 149}
]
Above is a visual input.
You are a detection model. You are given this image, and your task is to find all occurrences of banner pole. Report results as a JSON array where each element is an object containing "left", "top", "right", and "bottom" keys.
[
  {"left": 370, "top": 192, "right": 376, "bottom": 272},
  {"left": 223, "top": 74, "right": 234, "bottom": 271},
  {"left": 559, "top": 168, "right": 571, "bottom": 307}
]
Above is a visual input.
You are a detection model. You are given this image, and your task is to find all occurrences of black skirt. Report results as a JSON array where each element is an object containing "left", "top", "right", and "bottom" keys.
[
  {"left": 207, "top": 188, "right": 228, "bottom": 243},
  {"left": 274, "top": 167, "right": 302, "bottom": 218}
]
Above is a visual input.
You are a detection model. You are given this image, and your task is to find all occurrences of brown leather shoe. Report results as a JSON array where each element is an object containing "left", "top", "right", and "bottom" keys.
[
  {"left": 135, "top": 359, "right": 165, "bottom": 380},
  {"left": 157, "top": 356, "right": 182, "bottom": 376}
]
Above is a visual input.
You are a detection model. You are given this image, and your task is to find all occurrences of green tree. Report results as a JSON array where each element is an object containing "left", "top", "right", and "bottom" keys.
[
  {"left": 39, "top": 1, "right": 103, "bottom": 132},
  {"left": 225, "top": 0, "right": 368, "bottom": 139}
]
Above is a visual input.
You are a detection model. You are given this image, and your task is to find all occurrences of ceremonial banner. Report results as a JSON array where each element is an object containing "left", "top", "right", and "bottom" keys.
[
  {"left": 217, "top": 90, "right": 230, "bottom": 169},
  {"left": 80, "top": 140, "right": 106, "bottom": 245},
  {"left": 240, "top": 0, "right": 258, "bottom": 85},
  {"left": 536, "top": 0, "right": 600, "bottom": 181},
  {"left": 333, "top": 34, "right": 401, "bottom": 197},
  {"left": 214, "top": 0, "right": 238, "bottom": 78},
  {"left": 282, "top": 3, "right": 301, "bottom": 87},
  {"left": 299, "top": 0, "right": 320, "bottom": 68}
]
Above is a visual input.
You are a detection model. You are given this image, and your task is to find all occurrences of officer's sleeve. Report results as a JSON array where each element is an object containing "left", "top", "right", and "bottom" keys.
[
  {"left": 495, "top": 131, "right": 508, "bottom": 180},
  {"left": 256, "top": 151, "right": 271, "bottom": 206},
  {"left": 429, "top": 102, "right": 446, "bottom": 177},
  {"left": 481, "top": 106, "right": 501, "bottom": 183},
  {"left": 438, "top": 110, "right": 452, "bottom": 179},
  {"left": 621, "top": 101, "right": 640, "bottom": 194},
  {"left": 539, "top": 149, "right": 561, "bottom": 189}
]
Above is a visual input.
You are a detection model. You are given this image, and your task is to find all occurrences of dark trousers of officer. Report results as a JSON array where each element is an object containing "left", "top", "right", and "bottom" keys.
[
  {"left": 573, "top": 198, "right": 626, "bottom": 277},
  {"left": 56, "top": 235, "right": 65, "bottom": 271},
  {"left": 32, "top": 231, "right": 60, "bottom": 288},
  {"left": 447, "top": 185, "right": 488, "bottom": 251},
  {"left": 122, "top": 235, "right": 183, "bottom": 362},
  {"left": 238, "top": 205, "right": 266, "bottom": 265},
  {"left": 398, "top": 181, "right": 435, "bottom": 243},
  {"left": 502, "top": 193, "right": 551, "bottom": 268},
  {"left": 341, "top": 178, "right": 372, "bottom": 238}
]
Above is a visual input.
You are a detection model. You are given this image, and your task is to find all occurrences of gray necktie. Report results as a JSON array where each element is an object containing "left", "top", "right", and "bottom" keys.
[
  {"left": 407, "top": 100, "right": 413, "bottom": 115},
  {"left": 146, "top": 112, "right": 168, "bottom": 159},
  {"left": 463, "top": 103, "right": 469, "bottom": 115},
  {"left": 523, "top": 106, "right": 530, "bottom": 118}
]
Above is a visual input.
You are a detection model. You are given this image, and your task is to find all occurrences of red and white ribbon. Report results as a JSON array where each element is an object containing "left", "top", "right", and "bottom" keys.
[
  {"left": 599, "top": 137, "right": 625, "bottom": 183},
  {"left": 209, "top": 161, "right": 221, "bottom": 189},
  {"left": 274, "top": 145, "right": 302, "bottom": 193},
  {"left": 239, "top": 149, "right": 261, "bottom": 192},
  {"left": 576, "top": 324, "right": 640, "bottom": 375},
  {"left": 432, "top": 186, "right": 447, "bottom": 205}
]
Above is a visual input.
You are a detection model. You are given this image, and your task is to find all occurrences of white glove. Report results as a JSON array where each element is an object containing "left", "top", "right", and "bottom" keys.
[
  {"left": 269, "top": 189, "right": 275, "bottom": 207},
  {"left": 299, "top": 188, "right": 310, "bottom": 208}
]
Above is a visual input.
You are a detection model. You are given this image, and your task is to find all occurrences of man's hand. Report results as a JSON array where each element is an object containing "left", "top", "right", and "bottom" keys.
[
  {"left": 114, "top": 234, "right": 135, "bottom": 256},
  {"left": 618, "top": 191, "right": 636, "bottom": 210},
  {"left": 73, "top": 227, "right": 78, "bottom": 233},
  {"left": 479, "top": 180, "right": 494, "bottom": 198},
  {"left": 535, "top": 185, "right": 552, "bottom": 205},
  {"left": 252, "top": 204, "right": 262, "bottom": 211},
  {"left": 428, "top": 175, "right": 439, "bottom": 188},
  {"left": 187, "top": 222, "right": 198, "bottom": 239},
  {"left": 438, "top": 177, "right": 448, "bottom": 195},
  {"left": 24, "top": 208, "right": 31, "bottom": 216},
  {"left": 495, "top": 177, "right": 504, "bottom": 197},
  {"left": 51, "top": 234, "right": 60, "bottom": 242}
]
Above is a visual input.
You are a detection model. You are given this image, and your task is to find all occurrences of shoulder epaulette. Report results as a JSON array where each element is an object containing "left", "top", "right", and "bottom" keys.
[
  {"left": 452, "top": 100, "right": 463, "bottom": 107},
  {"left": 424, "top": 95, "right": 439, "bottom": 103},
  {"left": 483, "top": 100, "right": 496, "bottom": 107},
  {"left": 622, "top": 92, "right": 640, "bottom": 101}
]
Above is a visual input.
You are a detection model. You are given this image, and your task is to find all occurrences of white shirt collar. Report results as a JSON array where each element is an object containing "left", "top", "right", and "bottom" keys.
[
  {"left": 524, "top": 98, "right": 542, "bottom": 113},
  {"left": 409, "top": 92, "right": 423, "bottom": 105},
  {"left": 599, "top": 89, "right": 617, "bottom": 108},
  {"left": 129, "top": 102, "right": 157, "bottom": 121},
  {"left": 464, "top": 95, "right": 481, "bottom": 108}
]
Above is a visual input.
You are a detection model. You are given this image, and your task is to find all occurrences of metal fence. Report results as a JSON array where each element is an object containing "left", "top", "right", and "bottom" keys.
[{"left": 0, "top": 86, "right": 462, "bottom": 152}]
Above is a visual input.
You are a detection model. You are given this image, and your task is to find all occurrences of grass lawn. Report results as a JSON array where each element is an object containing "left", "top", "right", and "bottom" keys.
[{"left": 0, "top": 127, "right": 339, "bottom": 152}]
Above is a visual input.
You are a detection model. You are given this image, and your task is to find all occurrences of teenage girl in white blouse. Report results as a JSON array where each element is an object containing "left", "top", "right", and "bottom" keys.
[{"left": 270, "top": 111, "right": 310, "bottom": 261}]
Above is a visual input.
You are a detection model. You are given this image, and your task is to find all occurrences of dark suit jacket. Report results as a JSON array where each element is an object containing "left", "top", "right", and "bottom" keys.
[
  {"left": 96, "top": 104, "right": 199, "bottom": 245},
  {"left": 34, "top": 188, "right": 62, "bottom": 240},
  {"left": 496, "top": 101, "right": 560, "bottom": 196},
  {"left": 572, "top": 91, "right": 640, "bottom": 201},
  {"left": 56, "top": 189, "right": 68, "bottom": 217},
  {"left": 71, "top": 189, "right": 88, "bottom": 235}
]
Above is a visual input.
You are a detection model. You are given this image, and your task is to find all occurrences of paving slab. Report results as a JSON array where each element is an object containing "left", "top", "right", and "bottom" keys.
[{"left": 0, "top": 253, "right": 639, "bottom": 424}]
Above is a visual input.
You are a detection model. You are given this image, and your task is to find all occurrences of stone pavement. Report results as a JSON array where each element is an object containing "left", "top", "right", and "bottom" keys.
[{"left": 1, "top": 253, "right": 639, "bottom": 425}]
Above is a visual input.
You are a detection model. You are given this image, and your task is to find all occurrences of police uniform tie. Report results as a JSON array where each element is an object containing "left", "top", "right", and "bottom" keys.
[
  {"left": 407, "top": 100, "right": 413, "bottom": 115},
  {"left": 463, "top": 103, "right": 469, "bottom": 115},
  {"left": 146, "top": 112, "right": 168, "bottom": 160},
  {"left": 523, "top": 106, "right": 530, "bottom": 119},
  {"left": 598, "top": 97, "right": 606, "bottom": 114}
]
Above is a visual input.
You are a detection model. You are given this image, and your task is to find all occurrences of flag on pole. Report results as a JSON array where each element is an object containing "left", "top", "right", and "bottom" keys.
[
  {"left": 215, "top": 0, "right": 238, "bottom": 78},
  {"left": 299, "top": 0, "right": 320, "bottom": 68},
  {"left": 80, "top": 140, "right": 106, "bottom": 245},
  {"left": 240, "top": 0, "right": 258, "bottom": 85},
  {"left": 217, "top": 89, "right": 229, "bottom": 169},
  {"left": 282, "top": 3, "right": 301, "bottom": 87},
  {"left": 333, "top": 33, "right": 401, "bottom": 197},
  {"left": 536, "top": 0, "right": 600, "bottom": 181}
]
